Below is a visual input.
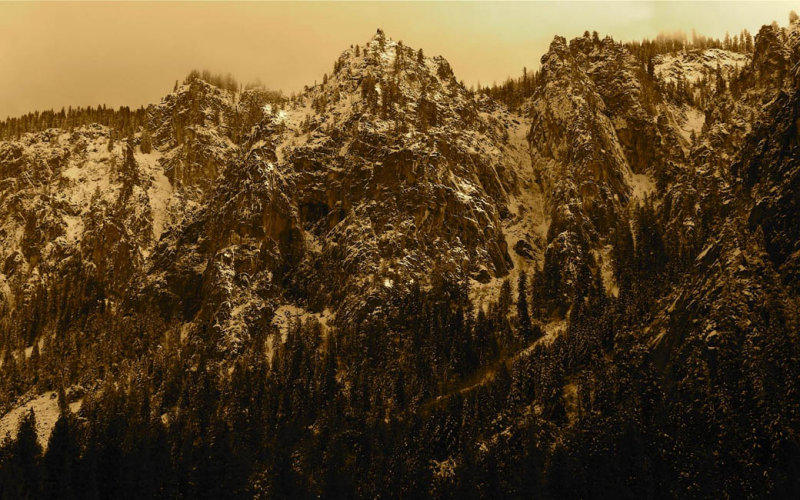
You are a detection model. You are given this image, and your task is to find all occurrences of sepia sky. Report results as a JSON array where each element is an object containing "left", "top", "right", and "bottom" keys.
[{"left": 0, "top": 1, "right": 797, "bottom": 119}]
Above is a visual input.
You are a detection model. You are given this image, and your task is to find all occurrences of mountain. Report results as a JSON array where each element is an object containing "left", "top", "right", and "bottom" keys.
[{"left": 1, "top": 18, "right": 800, "bottom": 498}]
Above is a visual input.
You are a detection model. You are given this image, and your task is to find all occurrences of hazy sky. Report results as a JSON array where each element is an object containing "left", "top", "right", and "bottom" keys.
[{"left": 1, "top": 1, "right": 797, "bottom": 119}]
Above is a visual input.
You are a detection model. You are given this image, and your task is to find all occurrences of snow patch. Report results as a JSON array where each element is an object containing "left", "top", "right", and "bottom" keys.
[
  {"left": 654, "top": 49, "right": 749, "bottom": 85},
  {"left": 629, "top": 173, "right": 655, "bottom": 202},
  {"left": 594, "top": 244, "right": 618, "bottom": 297},
  {"left": 0, "top": 391, "right": 83, "bottom": 448},
  {"left": 62, "top": 215, "right": 84, "bottom": 244}
]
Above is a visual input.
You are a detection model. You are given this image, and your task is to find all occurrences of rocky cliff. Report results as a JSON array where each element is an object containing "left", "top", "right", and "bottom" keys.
[{"left": 1, "top": 22, "right": 800, "bottom": 485}]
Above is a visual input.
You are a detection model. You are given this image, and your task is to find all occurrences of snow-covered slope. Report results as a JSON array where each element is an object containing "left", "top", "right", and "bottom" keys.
[
  {"left": 654, "top": 48, "right": 750, "bottom": 84},
  {"left": 2, "top": 18, "right": 800, "bottom": 454}
]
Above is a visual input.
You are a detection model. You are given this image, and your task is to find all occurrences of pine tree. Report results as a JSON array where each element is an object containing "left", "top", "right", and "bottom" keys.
[
  {"left": 744, "top": 30, "right": 754, "bottom": 52},
  {"left": 318, "top": 336, "right": 339, "bottom": 415},
  {"left": 496, "top": 279, "right": 513, "bottom": 330},
  {"left": 28, "top": 342, "right": 40, "bottom": 389},
  {"left": 43, "top": 398, "right": 78, "bottom": 500},
  {"left": 517, "top": 271, "right": 533, "bottom": 344},
  {"left": 140, "top": 127, "right": 152, "bottom": 154},
  {"left": 9, "top": 409, "right": 42, "bottom": 499},
  {"left": 715, "top": 63, "right": 726, "bottom": 94}
]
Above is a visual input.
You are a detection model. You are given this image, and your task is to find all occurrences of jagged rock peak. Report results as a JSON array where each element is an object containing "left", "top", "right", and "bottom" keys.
[
  {"left": 752, "top": 22, "right": 792, "bottom": 83},
  {"left": 298, "top": 29, "right": 480, "bottom": 136},
  {"left": 540, "top": 35, "right": 570, "bottom": 65},
  {"left": 537, "top": 33, "right": 626, "bottom": 82}
]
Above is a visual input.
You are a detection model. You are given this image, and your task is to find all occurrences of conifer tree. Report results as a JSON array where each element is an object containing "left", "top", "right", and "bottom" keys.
[
  {"left": 9, "top": 409, "right": 42, "bottom": 499},
  {"left": 517, "top": 271, "right": 533, "bottom": 343},
  {"left": 43, "top": 396, "right": 78, "bottom": 500},
  {"left": 140, "top": 127, "right": 152, "bottom": 154}
]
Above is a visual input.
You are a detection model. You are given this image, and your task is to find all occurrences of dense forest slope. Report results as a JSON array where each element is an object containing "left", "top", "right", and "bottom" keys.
[{"left": 0, "top": 17, "right": 799, "bottom": 499}]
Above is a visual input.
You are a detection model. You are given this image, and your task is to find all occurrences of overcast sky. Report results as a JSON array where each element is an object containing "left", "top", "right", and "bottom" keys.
[{"left": 1, "top": 1, "right": 797, "bottom": 119}]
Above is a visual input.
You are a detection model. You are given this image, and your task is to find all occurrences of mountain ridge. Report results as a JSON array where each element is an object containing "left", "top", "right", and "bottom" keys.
[{"left": 1, "top": 19, "right": 800, "bottom": 498}]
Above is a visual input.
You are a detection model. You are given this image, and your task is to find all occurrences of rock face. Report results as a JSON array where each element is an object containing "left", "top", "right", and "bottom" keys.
[
  {"left": 0, "top": 127, "right": 161, "bottom": 345},
  {"left": 736, "top": 62, "right": 800, "bottom": 294},
  {"left": 272, "top": 31, "right": 517, "bottom": 320},
  {"left": 647, "top": 15, "right": 800, "bottom": 369},
  {"left": 0, "top": 30, "right": 528, "bottom": 359},
  {"left": 654, "top": 48, "right": 750, "bottom": 84},
  {"left": 527, "top": 33, "right": 686, "bottom": 309},
  {"left": 1, "top": 19, "right": 800, "bottom": 406}
]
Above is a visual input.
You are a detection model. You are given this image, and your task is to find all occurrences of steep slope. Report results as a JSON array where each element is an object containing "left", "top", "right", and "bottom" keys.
[
  {"left": 147, "top": 30, "right": 530, "bottom": 344},
  {"left": 1, "top": 20, "right": 800, "bottom": 497},
  {"left": 645, "top": 17, "right": 800, "bottom": 368},
  {"left": 0, "top": 128, "right": 165, "bottom": 348},
  {"left": 283, "top": 30, "right": 518, "bottom": 318},
  {"left": 526, "top": 33, "right": 688, "bottom": 311},
  {"left": 0, "top": 30, "right": 545, "bottom": 371}
]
